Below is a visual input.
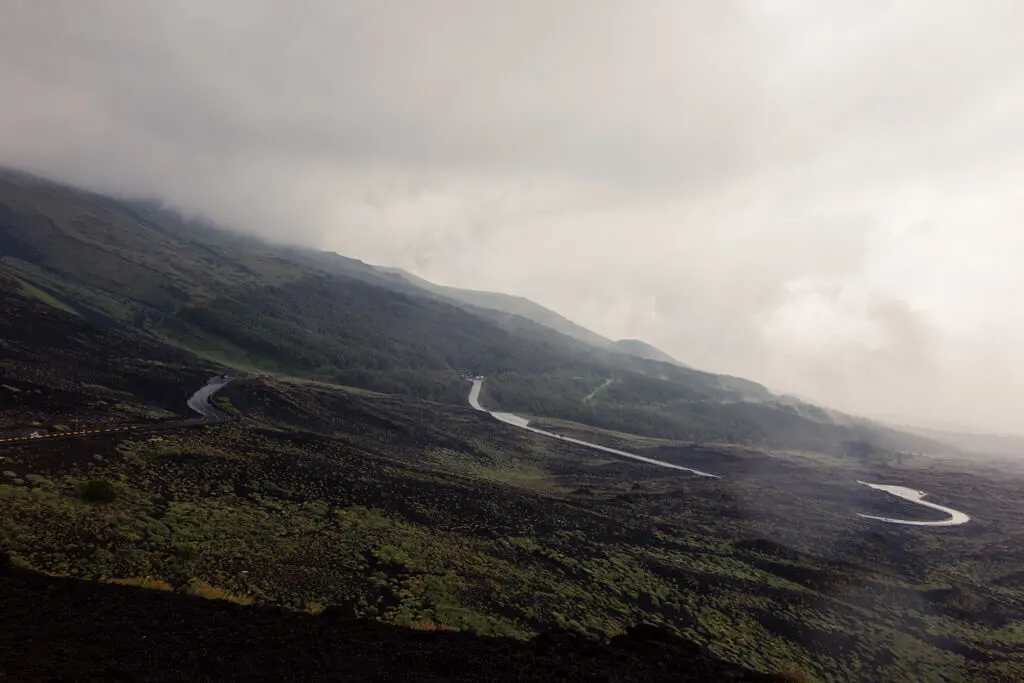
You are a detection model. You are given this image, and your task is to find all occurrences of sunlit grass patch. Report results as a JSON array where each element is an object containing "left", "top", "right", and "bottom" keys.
[
  {"left": 186, "top": 579, "right": 255, "bottom": 605},
  {"left": 109, "top": 576, "right": 173, "bottom": 592}
]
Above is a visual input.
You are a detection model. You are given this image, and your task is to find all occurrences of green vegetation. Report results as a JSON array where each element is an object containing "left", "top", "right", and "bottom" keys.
[
  {"left": 1, "top": 169, "right": 1019, "bottom": 680},
  {"left": 0, "top": 372, "right": 1020, "bottom": 680},
  {"left": 215, "top": 396, "right": 241, "bottom": 416}
]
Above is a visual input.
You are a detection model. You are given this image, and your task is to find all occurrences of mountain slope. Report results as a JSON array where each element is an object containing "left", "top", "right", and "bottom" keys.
[
  {"left": 0, "top": 557, "right": 782, "bottom": 682},
  {"left": 0, "top": 168, "right": 947, "bottom": 456},
  {"left": 614, "top": 339, "right": 687, "bottom": 367},
  {"left": 378, "top": 266, "right": 615, "bottom": 349}
]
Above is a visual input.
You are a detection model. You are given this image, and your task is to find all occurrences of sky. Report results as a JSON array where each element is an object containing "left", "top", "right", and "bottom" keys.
[{"left": 1, "top": 1, "right": 1023, "bottom": 433}]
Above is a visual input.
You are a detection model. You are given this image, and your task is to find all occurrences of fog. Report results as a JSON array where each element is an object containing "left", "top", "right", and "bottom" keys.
[{"left": 2, "top": 1, "right": 1022, "bottom": 433}]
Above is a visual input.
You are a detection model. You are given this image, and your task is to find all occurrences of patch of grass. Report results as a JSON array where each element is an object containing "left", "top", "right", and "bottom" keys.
[
  {"left": 215, "top": 396, "right": 241, "bottom": 416},
  {"left": 109, "top": 576, "right": 174, "bottom": 592},
  {"left": 409, "top": 619, "right": 457, "bottom": 632},
  {"left": 186, "top": 579, "right": 255, "bottom": 605},
  {"left": 10, "top": 276, "right": 81, "bottom": 316}
]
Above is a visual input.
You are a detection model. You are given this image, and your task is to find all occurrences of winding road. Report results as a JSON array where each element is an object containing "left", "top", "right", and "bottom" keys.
[
  {"left": 855, "top": 481, "right": 971, "bottom": 526},
  {"left": 186, "top": 376, "right": 234, "bottom": 422},
  {"left": 468, "top": 377, "right": 973, "bottom": 525},
  {"left": 0, "top": 376, "right": 235, "bottom": 445},
  {"left": 469, "top": 378, "right": 718, "bottom": 478},
  {"left": 4, "top": 373, "right": 972, "bottom": 527}
]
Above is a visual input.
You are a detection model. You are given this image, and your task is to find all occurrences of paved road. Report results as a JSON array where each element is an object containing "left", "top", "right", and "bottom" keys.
[
  {"left": 856, "top": 481, "right": 971, "bottom": 526},
  {"left": 0, "top": 376, "right": 234, "bottom": 446},
  {"left": 468, "top": 378, "right": 719, "bottom": 478},
  {"left": 469, "top": 377, "right": 975, "bottom": 525},
  {"left": 2, "top": 373, "right": 972, "bottom": 526},
  {"left": 187, "top": 376, "right": 234, "bottom": 422}
]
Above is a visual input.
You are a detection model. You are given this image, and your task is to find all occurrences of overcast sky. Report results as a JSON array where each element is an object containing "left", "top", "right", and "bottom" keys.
[{"left": 2, "top": 1, "right": 1023, "bottom": 433}]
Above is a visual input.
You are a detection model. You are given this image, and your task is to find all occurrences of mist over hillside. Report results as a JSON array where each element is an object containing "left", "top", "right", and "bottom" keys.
[
  {"left": 4, "top": 4, "right": 1024, "bottom": 680},
  {"left": 0, "top": 169, "right": 953, "bottom": 458}
]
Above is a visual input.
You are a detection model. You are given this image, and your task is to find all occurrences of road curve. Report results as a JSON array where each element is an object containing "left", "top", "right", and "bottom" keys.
[
  {"left": 187, "top": 376, "right": 234, "bottom": 422},
  {"left": 0, "top": 376, "right": 235, "bottom": 445},
  {"left": 468, "top": 378, "right": 719, "bottom": 478},
  {"left": 468, "top": 378, "right": 974, "bottom": 524},
  {"left": 856, "top": 481, "right": 971, "bottom": 526}
]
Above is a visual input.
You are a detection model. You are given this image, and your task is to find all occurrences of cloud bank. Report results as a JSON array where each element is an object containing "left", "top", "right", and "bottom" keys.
[{"left": 2, "top": 0, "right": 1023, "bottom": 432}]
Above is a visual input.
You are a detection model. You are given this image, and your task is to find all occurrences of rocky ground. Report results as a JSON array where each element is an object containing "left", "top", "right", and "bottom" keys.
[
  {"left": 0, "top": 554, "right": 781, "bottom": 683},
  {"left": 2, "top": 275, "right": 1024, "bottom": 682}
]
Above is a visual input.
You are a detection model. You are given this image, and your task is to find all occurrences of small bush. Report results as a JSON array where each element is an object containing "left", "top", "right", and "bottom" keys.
[
  {"left": 375, "top": 544, "right": 411, "bottom": 567},
  {"left": 173, "top": 542, "right": 200, "bottom": 563},
  {"left": 76, "top": 479, "right": 118, "bottom": 504}
]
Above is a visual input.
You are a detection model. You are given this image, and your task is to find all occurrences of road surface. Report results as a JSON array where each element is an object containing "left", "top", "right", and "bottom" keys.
[
  {"left": 468, "top": 378, "right": 975, "bottom": 525},
  {"left": 856, "top": 481, "right": 971, "bottom": 526},
  {"left": 468, "top": 378, "right": 719, "bottom": 478},
  {"left": 4, "top": 373, "right": 971, "bottom": 526},
  {"left": 0, "top": 376, "right": 235, "bottom": 445},
  {"left": 187, "top": 376, "right": 234, "bottom": 422}
]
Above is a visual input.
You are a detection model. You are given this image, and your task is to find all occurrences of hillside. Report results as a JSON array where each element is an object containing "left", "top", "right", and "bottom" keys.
[
  {"left": 379, "top": 266, "right": 616, "bottom": 349},
  {"left": 614, "top": 338, "right": 687, "bottom": 366},
  {"left": 0, "top": 168, "right": 946, "bottom": 456},
  {"left": 3, "top": 192, "right": 1024, "bottom": 681},
  {"left": 1, "top": 282, "right": 1022, "bottom": 681},
  {"left": 0, "top": 558, "right": 781, "bottom": 682}
]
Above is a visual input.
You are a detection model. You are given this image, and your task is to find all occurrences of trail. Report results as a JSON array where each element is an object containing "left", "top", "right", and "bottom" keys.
[{"left": 582, "top": 378, "right": 613, "bottom": 403}]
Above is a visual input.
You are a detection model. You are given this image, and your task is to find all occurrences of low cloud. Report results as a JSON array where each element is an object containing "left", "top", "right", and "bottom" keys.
[{"left": 2, "top": 0, "right": 1023, "bottom": 432}]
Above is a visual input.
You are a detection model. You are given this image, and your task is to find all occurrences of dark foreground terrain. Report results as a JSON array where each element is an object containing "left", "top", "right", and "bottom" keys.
[{"left": 0, "top": 555, "right": 780, "bottom": 682}]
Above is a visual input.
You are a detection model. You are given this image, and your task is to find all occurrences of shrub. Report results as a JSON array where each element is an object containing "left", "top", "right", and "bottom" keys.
[
  {"left": 375, "top": 544, "right": 411, "bottom": 567},
  {"left": 76, "top": 479, "right": 117, "bottom": 504},
  {"left": 173, "top": 542, "right": 200, "bottom": 563}
]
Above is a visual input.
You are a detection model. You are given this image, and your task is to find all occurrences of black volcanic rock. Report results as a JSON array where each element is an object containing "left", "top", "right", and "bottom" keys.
[{"left": 0, "top": 556, "right": 781, "bottom": 682}]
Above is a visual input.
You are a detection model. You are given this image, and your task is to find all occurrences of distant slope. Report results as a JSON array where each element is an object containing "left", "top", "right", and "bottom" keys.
[
  {"left": 900, "top": 425, "right": 1024, "bottom": 458},
  {"left": 613, "top": 339, "right": 687, "bottom": 367},
  {"left": 378, "top": 267, "right": 614, "bottom": 349},
  {"left": 0, "top": 168, "right": 948, "bottom": 456}
]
